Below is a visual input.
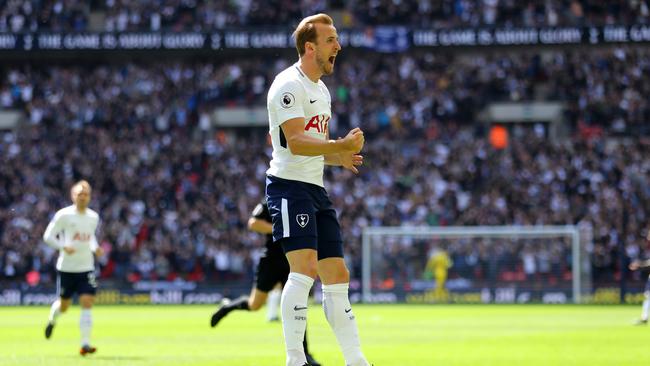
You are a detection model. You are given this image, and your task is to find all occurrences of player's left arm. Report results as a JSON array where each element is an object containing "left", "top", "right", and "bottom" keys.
[
  {"left": 324, "top": 131, "right": 364, "bottom": 173},
  {"left": 631, "top": 229, "right": 650, "bottom": 270},
  {"left": 91, "top": 217, "right": 104, "bottom": 257}
]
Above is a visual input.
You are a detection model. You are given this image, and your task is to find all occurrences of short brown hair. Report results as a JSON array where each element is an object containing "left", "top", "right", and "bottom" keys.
[
  {"left": 293, "top": 13, "right": 334, "bottom": 56},
  {"left": 70, "top": 180, "right": 91, "bottom": 198}
]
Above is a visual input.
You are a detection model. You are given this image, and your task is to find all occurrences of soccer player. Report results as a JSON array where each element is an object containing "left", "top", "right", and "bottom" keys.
[
  {"left": 265, "top": 13, "right": 370, "bottom": 366},
  {"left": 629, "top": 230, "right": 650, "bottom": 325},
  {"left": 425, "top": 244, "right": 453, "bottom": 298},
  {"left": 42, "top": 180, "right": 103, "bottom": 356},
  {"left": 210, "top": 198, "right": 321, "bottom": 366}
]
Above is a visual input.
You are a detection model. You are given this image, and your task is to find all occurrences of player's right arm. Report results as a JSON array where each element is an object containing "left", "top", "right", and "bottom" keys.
[
  {"left": 282, "top": 121, "right": 364, "bottom": 156},
  {"left": 630, "top": 259, "right": 650, "bottom": 271},
  {"left": 248, "top": 217, "right": 273, "bottom": 234},
  {"left": 248, "top": 203, "right": 273, "bottom": 234},
  {"left": 43, "top": 211, "right": 74, "bottom": 254}
]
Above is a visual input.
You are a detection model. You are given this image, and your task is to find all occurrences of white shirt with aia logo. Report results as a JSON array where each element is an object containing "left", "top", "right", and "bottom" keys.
[
  {"left": 267, "top": 62, "right": 332, "bottom": 187},
  {"left": 43, "top": 205, "right": 100, "bottom": 272}
]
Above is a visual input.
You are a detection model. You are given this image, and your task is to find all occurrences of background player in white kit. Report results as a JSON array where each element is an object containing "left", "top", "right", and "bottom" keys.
[
  {"left": 629, "top": 229, "right": 650, "bottom": 325},
  {"left": 265, "top": 13, "right": 370, "bottom": 366},
  {"left": 42, "top": 180, "right": 103, "bottom": 356}
]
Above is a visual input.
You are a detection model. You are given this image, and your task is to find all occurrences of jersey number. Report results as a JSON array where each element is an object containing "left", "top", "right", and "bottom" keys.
[{"left": 87, "top": 272, "right": 98, "bottom": 288}]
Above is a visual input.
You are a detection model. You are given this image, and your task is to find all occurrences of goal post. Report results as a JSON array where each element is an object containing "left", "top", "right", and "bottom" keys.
[{"left": 361, "top": 225, "right": 590, "bottom": 304}]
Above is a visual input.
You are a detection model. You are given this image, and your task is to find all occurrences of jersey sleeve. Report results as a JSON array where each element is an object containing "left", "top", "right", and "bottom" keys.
[
  {"left": 43, "top": 211, "right": 65, "bottom": 249},
  {"left": 269, "top": 79, "right": 305, "bottom": 127},
  {"left": 89, "top": 216, "right": 100, "bottom": 252}
]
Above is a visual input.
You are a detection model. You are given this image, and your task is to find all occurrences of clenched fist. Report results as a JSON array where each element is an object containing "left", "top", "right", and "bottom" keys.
[{"left": 341, "top": 127, "right": 364, "bottom": 153}]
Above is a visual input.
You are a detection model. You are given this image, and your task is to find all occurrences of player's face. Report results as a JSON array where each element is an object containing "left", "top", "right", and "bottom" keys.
[
  {"left": 72, "top": 185, "right": 91, "bottom": 209},
  {"left": 313, "top": 23, "right": 340, "bottom": 75}
]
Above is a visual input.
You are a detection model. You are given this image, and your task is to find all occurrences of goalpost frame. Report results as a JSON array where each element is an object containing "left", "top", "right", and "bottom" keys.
[{"left": 361, "top": 225, "right": 582, "bottom": 303}]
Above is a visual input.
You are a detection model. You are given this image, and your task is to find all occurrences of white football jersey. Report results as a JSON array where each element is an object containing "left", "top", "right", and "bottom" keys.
[
  {"left": 267, "top": 62, "right": 332, "bottom": 187},
  {"left": 43, "top": 205, "right": 100, "bottom": 273}
]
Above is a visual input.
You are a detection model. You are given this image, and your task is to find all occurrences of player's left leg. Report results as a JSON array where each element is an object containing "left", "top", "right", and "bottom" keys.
[
  {"left": 78, "top": 271, "right": 98, "bottom": 355},
  {"left": 267, "top": 283, "right": 282, "bottom": 321},
  {"left": 434, "top": 272, "right": 448, "bottom": 298},
  {"left": 636, "top": 289, "right": 650, "bottom": 325},
  {"left": 78, "top": 294, "right": 97, "bottom": 355},
  {"left": 317, "top": 208, "right": 370, "bottom": 366},
  {"left": 319, "top": 258, "right": 370, "bottom": 366}
]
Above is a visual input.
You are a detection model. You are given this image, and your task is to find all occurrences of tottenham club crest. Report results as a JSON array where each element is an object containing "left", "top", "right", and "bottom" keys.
[
  {"left": 281, "top": 92, "right": 295, "bottom": 109},
  {"left": 296, "top": 214, "right": 309, "bottom": 228}
]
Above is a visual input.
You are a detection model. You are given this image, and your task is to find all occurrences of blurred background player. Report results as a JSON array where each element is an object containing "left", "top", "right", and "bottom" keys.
[
  {"left": 265, "top": 13, "right": 370, "bottom": 366},
  {"left": 267, "top": 284, "right": 282, "bottom": 321},
  {"left": 629, "top": 229, "right": 650, "bottom": 325},
  {"left": 42, "top": 180, "right": 103, "bottom": 356},
  {"left": 210, "top": 198, "right": 321, "bottom": 366},
  {"left": 424, "top": 244, "right": 453, "bottom": 298}
]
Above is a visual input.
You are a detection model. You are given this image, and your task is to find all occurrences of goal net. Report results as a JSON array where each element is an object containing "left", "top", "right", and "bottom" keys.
[{"left": 360, "top": 225, "right": 592, "bottom": 304}]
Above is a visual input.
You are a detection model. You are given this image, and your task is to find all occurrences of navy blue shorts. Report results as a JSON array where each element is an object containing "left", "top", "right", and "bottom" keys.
[
  {"left": 57, "top": 271, "right": 98, "bottom": 299},
  {"left": 255, "top": 251, "right": 290, "bottom": 292},
  {"left": 266, "top": 175, "right": 343, "bottom": 260}
]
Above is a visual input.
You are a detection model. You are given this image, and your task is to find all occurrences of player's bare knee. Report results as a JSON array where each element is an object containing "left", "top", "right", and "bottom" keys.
[
  {"left": 289, "top": 261, "right": 318, "bottom": 278},
  {"left": 248, "top": 295, "right": 266, "bottom": 311},
  {"left": 293, "top": 265, "right": 318, "bottom": 279},
  {"left": 60, "top": 299, "right": 72, "bottom": 312},
  {"left": 332, "top": 267, "right": 350, "bottom": 283},
  {"left": 79, "top": 296, "right": 94, "bottom": 309}
]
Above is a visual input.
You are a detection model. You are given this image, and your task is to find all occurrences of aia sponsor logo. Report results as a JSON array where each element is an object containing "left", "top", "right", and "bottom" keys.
[
  {"left": 304, "top": 115, "right": 330, "bottom": 134},
  {"left": 73, "top": 232, "right": 91, "bottom": 242}
]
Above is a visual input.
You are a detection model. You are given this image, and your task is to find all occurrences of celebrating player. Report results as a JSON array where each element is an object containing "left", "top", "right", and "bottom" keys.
[
  {"left": 42, "top": 180, "right": 103, "bottom": 356},
  {"left": 210, "top": 198, "right": 321, "bottom": 365},
  {"left": 265, "top": 13, "right": 370, "bottom": 366}
]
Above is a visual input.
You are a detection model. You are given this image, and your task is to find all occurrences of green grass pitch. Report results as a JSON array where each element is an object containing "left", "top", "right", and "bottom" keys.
[{"left": 1, "top": 304, "right": 649, "bottom": 365}]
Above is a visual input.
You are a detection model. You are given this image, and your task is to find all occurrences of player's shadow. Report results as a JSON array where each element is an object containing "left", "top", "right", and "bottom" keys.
[{"left": 68, "top": 356, "right": 146, "bottom": 361}]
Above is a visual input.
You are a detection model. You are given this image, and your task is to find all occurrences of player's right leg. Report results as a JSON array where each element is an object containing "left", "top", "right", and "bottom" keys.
[
  {"left": 266, "top": 176, "right": 319, "bottom": 366},
  {"left": 283, "top": 249, "right": 317, "bottom": 366},
  {"left": 210, "top": 287, "right": 268, "bottom": 327},
  {"left": 45, "top": 297, "right": 71, "bottom": 339},
  {"left": 211, "top": 253, "right": 281, "bottom": 327},
  {"left": 45, "top": 272, "right": 73, "bottom": 339}
]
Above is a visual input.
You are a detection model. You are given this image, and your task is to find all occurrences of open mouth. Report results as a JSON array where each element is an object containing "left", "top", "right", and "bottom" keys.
[{"left": 328, "top": 56, "right": 336, "bottom": 65}]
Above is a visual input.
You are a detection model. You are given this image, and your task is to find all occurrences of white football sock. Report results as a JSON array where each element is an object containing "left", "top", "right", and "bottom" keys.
[
  {"left": 322, "top": 283, "right": 369, "bottom": 366},
  {"left": 281, "top": 272, "right": 314, "bottom": 366},
  {"left": 48, "top": 299, "right": 61, "bottom": 323},
  {"left": 267, "top": 287, "right": 281, "bottom": 321},
  {"left": 80, "top": 309, "right": 92, "bottom": 346},
  {"left": 642, "top": 294, "right": 649, "bottom": 320}
]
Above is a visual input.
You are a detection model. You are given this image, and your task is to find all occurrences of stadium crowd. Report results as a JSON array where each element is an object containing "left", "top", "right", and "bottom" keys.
[
  {"left": 1, "top": 47, "right": 649, "bottom": 289},
  {"left": 1, "top": 0, "right": 650, "bottom": 33}
]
